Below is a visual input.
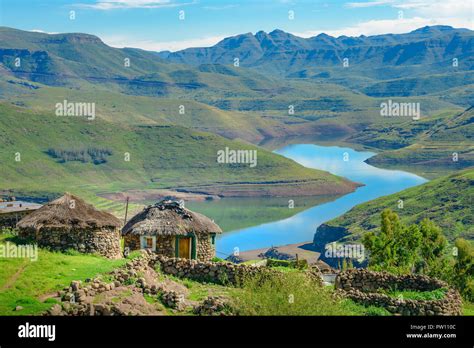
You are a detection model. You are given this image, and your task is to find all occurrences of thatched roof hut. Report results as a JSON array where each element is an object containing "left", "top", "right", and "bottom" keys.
[
  {"left": 122, "top": 200, "right": 222, "bottom": 261},
  {"left": 17, "top": 193, "right": 121, "bottom": 230},
  {"left": 123, "top": 200, "right": 222, "bottom": 236},
  {"left": 17, "top": 193, "right": 122, "bottom": 258}
]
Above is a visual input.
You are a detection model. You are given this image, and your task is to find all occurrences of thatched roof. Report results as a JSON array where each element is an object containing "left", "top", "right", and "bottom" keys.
[
  {"left": 17, "top": 193, "right": 122, "bottom": 231},
  {"left": 122, "top": 200, "right": 222, "bottom": 236}
]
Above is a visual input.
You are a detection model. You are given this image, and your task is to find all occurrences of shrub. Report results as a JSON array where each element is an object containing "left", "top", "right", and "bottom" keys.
[
  {"left": 363, "top": 209, "right": 447, "bottom": 275},
  {"left": 267, "top": 258, "right": 308, "bottom": 269},
  {"left": 452, "top": 238, "right": 474, "bottom": 301},
  {"left": 231, "top": 271, "right": 349, "bottom": 315},
  {"left": 211, "top": 257, "right": 225, "bottom": 263},
  {"left": 46, "top": 147, "right": 112, "bottom": 165}
]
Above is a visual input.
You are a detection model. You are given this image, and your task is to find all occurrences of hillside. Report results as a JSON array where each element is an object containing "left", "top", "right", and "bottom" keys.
[
  {"left": 314, "top": 168, "right": 474, "bottom": 247},
  {"left": 1, "top": 25, "right": 471, "bottom": 165},
  {"left": 363, "top": 107, "right": 474, "bottom": 177},
  {"left": 0, "top": 27, "right": 323, "bottom": 102},
  {"left": 0, "top": 102, "right": 358, "bottom": 204}
]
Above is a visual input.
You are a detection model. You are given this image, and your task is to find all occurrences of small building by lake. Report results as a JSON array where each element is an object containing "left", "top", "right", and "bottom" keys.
[
  {"left": 0, "top": 200, "right": 42, "bottom": 229},
  {"left": 17, "top": 193, "right": 122, "bottom": 259},
  {"left": 122, "top": 200, "right": 222, "bottom": 261}
]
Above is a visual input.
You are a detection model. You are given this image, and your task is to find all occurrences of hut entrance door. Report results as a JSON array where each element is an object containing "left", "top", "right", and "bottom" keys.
[{"left": 178, "top": 237, "right": 191, "bottom": 259}]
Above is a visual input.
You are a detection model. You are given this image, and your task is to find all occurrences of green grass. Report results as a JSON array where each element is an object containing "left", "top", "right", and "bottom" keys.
[
  {"left": 0, "top": 232, "right": 128, "bottom": 315},
  {"left": 462, "top": 301, "right": 474, "bottom": 315},
  {"left": 230, "top": 271, "right": 370, "bottom": 315},
  {"left": 380, "top": 288, "right": 448, "bottom": 301}
]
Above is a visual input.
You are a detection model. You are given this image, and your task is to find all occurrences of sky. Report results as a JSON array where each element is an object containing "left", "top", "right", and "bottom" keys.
[{"left": 0, "top": 0, "right": 472, "bottom": 51}]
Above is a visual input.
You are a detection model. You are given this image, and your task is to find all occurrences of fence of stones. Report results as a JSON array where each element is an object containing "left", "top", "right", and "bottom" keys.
[
  {"left": 149, "top": 253, "right": 278, "bottom": 286},
  {"left": 335, "top": 269, "right": 462, "bottom": 315}
]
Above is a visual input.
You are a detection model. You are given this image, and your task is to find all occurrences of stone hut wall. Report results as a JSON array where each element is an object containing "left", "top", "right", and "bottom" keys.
[
  {"left": 19, "top": 227, "right": 121, "bottom": 259},
  {"left": 123, "top": 234, "right": 140, "bottom": 251},
  {"left": 1, "top": 210, "right": 35, "bottom": 229},
  {"left": 124, "top": 233, "right": 215, "bottom": 261},
  {"left": 335, "top": 269, "right": 462, "bottom": 316},
  {"left": 196, "top": 233, "right": 214, "bottom": 261},
  {"left": 124, "top": 234, "right": 175, "bottom": 257}
]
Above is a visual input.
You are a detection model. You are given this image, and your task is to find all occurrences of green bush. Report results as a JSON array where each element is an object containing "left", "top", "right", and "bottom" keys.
[
  {"left": 363, "top": 209, "right": 447, "bottom": 275},
  {"left": 211, "top": 257, "right": 225, "bottom": 263},
  {"left": 266, "top": 258, "right": 308, "bottom": 270},
  {"left": 452, "top": 238, "right": 474, "bottom": 301},
  {"left": 231, "top": 271, "right": 350, "bottom": 315}
]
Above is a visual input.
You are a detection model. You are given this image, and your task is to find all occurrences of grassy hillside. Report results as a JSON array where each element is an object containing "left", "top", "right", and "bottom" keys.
[
  {"left": 0, "top": 102, "right": 357, "bottom": 206},
  {"left": 324, "top": 168, "right": 474, "bottom": 242},
  {"left": 364, "top": 107, "right": 474, "bottom": 177}
]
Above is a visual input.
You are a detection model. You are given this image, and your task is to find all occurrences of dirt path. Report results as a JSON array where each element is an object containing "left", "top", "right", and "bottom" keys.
[
  {"left": 0, "top": 261, "right": 28, "bottom": 291},
  {"left": 38, "top": 292, "right": 58, "bottom": 302}
]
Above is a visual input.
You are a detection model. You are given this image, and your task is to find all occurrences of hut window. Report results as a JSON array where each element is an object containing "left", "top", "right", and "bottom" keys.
[
  {"left": 210, "top": 233, "right": 216, "bottom": 245},
  {"left": 140, "top": 236, "right": 156, "bottom": 251}
]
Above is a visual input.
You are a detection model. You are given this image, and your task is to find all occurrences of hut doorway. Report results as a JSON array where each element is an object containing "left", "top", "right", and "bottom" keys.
[{"left": 178, "top": 237, "right": 191, "bottom": 259}]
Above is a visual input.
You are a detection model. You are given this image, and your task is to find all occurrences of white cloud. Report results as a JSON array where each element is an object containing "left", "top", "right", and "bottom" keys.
[
  {"left": 102, "top": 34, "right": 230, "bottom": 52},
  {"left": 345, "top": 0, "right": 394, "bottom": 9},
  {"left": 29, "top": 29, "right": 59, "bottom": 34},
  {"left": 293, "top": 16, "right": 472, "bottom": 38},
  {"left": 298, "top": 0, "right": 473, "bottom": 38},
  {"left": 75, "top": 0, "right": 195, "bottom": 10}
]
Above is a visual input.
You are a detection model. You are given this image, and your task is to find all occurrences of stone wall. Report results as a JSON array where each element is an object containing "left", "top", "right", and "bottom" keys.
[
  {"left": 124, "top": 233, "right": 215, "bottom": 261},
  {"left": 19, "top": 227, "right": 121, "bottom": 259},
  {"left": 335, "top": 269, "right": 462, "bottom": 316},
  {"left": 150, "top": 253, "right": 276, "bottom": 286}
]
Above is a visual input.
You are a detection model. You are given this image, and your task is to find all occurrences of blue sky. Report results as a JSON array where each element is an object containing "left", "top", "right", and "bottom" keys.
[{"left": 0, "top": 0, "right": 472, "bottom": 51}]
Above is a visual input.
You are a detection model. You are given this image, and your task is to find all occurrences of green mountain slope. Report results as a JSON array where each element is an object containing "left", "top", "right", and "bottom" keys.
[
  {"left": 364, "top": 107, "right": 474, "bottom": 177},
  {"left": 1, "top": 26, "right": 468, "bottom": 151},
  {"left": 0, "top": 102, "right": 358, "bottom": 204},
  {"left": 0, "top": 27, "right": 306, "bottom": 101},
  {"left": 316, "top": 168, "right": 474, "bottom": 245}
]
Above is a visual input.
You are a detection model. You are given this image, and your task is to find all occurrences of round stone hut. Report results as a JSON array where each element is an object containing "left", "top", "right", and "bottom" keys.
[
  {"left": 17, "top": 193, "right": 122, "bottom": 259},
  {"left": 122, "top": 200, "right": 222, "bottom": 261}
]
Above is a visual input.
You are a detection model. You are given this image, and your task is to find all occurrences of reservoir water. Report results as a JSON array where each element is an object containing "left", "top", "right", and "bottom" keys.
[{"left": 193, "top": 144, "right": 428, "bottom": 257}]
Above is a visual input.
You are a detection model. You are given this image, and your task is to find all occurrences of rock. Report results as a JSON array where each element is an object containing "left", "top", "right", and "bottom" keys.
[{"left": 15, "top": 306, "right": 23, "bottom": 311}]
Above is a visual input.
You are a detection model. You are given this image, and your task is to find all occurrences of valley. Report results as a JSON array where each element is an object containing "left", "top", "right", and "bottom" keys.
[{"left": 0, "top": 4, "right": 472, "bottom": 324}]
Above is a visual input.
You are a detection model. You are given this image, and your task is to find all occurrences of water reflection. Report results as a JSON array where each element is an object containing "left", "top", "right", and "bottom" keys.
[{"left": 215, "top": 144, "right": 427, "bottom": 256}]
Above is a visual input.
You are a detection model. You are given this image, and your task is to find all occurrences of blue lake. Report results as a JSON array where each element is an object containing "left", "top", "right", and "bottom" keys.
[{"left": 213, "top": 144, "right": 427, "bottom": 256}]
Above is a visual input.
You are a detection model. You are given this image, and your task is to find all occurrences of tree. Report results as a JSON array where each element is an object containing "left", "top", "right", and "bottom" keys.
[
  {"left": 362, "top": 209, "right": 431, "bottom": 274},
  {"left": 452, "top": 238, "right": 474, "bottom": 301},
  {"left": 416, "top": 218, "right": 448, "bottom": 277}
]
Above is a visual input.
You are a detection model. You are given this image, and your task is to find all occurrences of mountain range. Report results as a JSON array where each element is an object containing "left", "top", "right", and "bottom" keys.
[
  {"left": 164, "top": 25, "right": 474, "bottom": 96},
  {"left": 0, "top": 25, "right": 473, "bottom": 205}
]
